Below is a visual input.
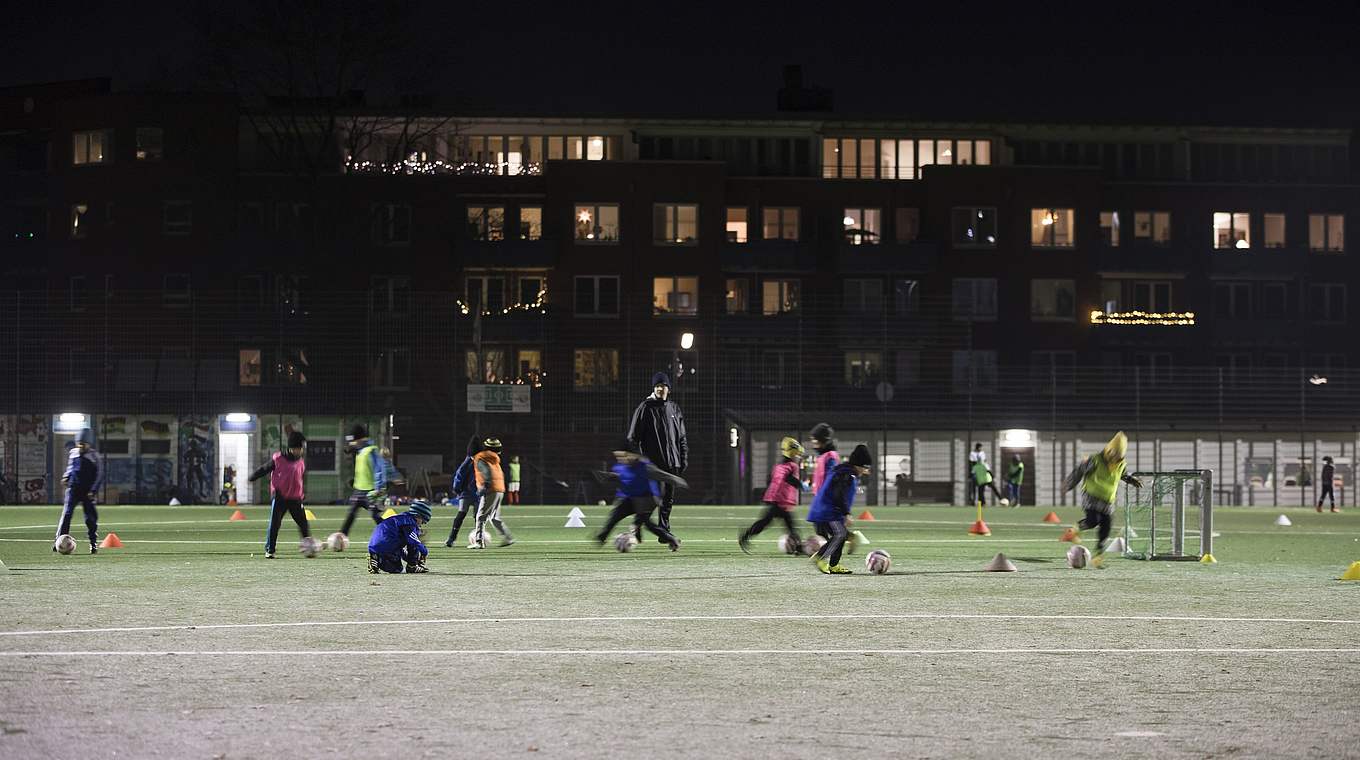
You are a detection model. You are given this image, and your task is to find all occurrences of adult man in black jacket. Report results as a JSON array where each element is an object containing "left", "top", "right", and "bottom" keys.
[{"left": 627, "top": 372, "right": 688, "bottom": 538}]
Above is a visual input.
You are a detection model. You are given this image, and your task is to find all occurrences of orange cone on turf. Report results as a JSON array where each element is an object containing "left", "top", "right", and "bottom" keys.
[
  {"left": 229, "top": 509, "right": 247, "bottom": 521},
  {"left": 857, "top": 510, "right": 876, "bottom": 521},
  {"left": 968, "top": 518, "right": 991, "bottom": 536},
  {"left": 1042, "top": 511, "right": 1062, "bottom": 523},
  {"left": 99, "top": 533, "right": 123, "bottom": 549},
  {"left": 1059, "top": 527, "right": 1080, "bottom": 542}
]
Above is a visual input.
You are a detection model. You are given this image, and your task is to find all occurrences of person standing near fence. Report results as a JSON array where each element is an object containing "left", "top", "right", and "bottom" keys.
[
  {"left": 55, "top": 428, "right": 102, "bottom": 555},
  {"left": 627, "top": 372, "right": 688, "bottom": 540},
  {"left": 507, "top": 455, "right": 522, "bottom": 505},
  {"left": 1317, "top": 456, "right": 1339, "bottom": 513}
]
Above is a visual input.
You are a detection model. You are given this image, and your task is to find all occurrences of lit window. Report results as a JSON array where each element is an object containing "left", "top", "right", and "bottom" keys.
[
  {"left": 467, "top": 206, "right": 505, "bottom": 242},
  {"left": 1134, "top": 211, "right": 1172, "bottom": 244},
  {"left": 573, "top": 348, "right": 619, "bottom": 389},
  {"left": 839, "top": 138, "right": 858, "bottom": 178},
  {"left": 761, "top": 279, "right": 800, "bottom": 315},
  {"left": 1099, "top": 211, "right": 1119, "bottom": 247},
  {"left": 515, "top": 350, "right": 542, "bottom": 383},
  {"left": 937, "top": 139, "right": 954, "bottom": 165},
  {"left": 373, "top": 203, "right": 411, "bottom": 244},
  {"left": 574, "top": 204, "right": 620, "bottom": 242},
  {"left": 952, "top": 278, "right": 997, "bottom": 321},
  {"left": 879, "top": 140, "right": 898, "bottom": 179},
  {"left": 163, "top": 202, "right": 192, "bottom": 236},
  {"left": 821, "top": 139, "right": 839, "bottom": 179},
  {"left": 1213, "top": 211, "right": 1251, "bottom": 250},
  {"left": 1031, "top": 279, "right": 1076, "bottom": 321},
  {"left": 1030, "top": 208, "right": 1074, "bottom": 248},
  {"left": 136, "top": 128, "right": 163, "bottom": 161},
  {"left": 652, "top": 276, "right": 699, "bottom": 316},
  {"left": 842, "top": 208, "right": 881, "bottom": 245},
  {"left": 239, "top": 349, "right": 262, "bottom": 386},
  {"left": 761, "top": 207, "right": 799, "bottom": 241},
  {"left": 844, "top": 351, "right": 881, "bottom": 387},
  {"left": 1309, "top": 214, "right": 1344, "bottom": 252},
  {"left": 1264, "top": 213, "right": 1286, "bottom": 248},
  {"left": 725, "top": 278, "right": 749, "bottom": 314},
  {"left": 70, "top": 204, "right": 89, "bottom": 239},
  {"left": 73, "top": 130, "right": 108, "bottom": 165},
  {"left": 918, "top": 139, "right": 936, "bottom": 169},
  {"left": 519, "top": 206, "right": 542, "bottom": 240},
  {"left": 725, "top": 207, "right": 748, "bottom": 243},
  {"left": 951, "top": 207, "right": 997, "bottom": 248},
  {"left": 653, "top": 204, "right": 698, "bottom": 245}
]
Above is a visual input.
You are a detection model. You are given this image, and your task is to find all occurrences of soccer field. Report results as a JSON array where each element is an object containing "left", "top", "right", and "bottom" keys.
[{"left": 1, "top": 502, "right": 1357, "bottom": 759}]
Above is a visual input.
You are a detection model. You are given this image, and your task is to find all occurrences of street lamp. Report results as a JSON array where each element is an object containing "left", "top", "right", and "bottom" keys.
[{"left": 680, "top": 332, "right": 695, "bottom": 350}]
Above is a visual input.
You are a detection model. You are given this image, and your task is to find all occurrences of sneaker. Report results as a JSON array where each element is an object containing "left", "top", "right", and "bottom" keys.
[
  {"left": 499, "top": 536, "right": 515, "bottom": 547},
  {"left": 815, "top": 557, "right": 831, "bottom": 574},
  {"left": 89, "top": 545, "right": 98, "bottom": 555},
  {"left": 1318, "top": 504, "right": 1324, "bottom": 513},
  {"left": 1331, "top": 507, "right": 1341, "bottom": 513},
  {"left": 406, "top": 563, "right": 429, "bottom": 574},
  {"left": 737, "top": 532, "right": 752, "bottom": 555},
  {"left": 264, "top": 551, "right": 275, "bottom": 559},
  {"left": 444, "top": 541, "right": 454, "bottom": 548},
  {"left": 668, "top": 538, "right": 681, "bottom": 552},
  {"left": 829, "top": 564, "right": 853, "bottom": 574}
]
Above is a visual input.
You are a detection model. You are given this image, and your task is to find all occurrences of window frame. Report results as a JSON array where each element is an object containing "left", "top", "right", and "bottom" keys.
[
  {"left": 952, "top": 278, "right": 998, "bottom": 322},
  {"left": 1212, "top": 211, "right": 1252, "bottom": 250},
  {"left": 1308, "top": 213, "right": 1344, "bottom": 253},
  {"left": 72, "top": 129, "right": 109, "bottom": 166},
  {"left": 652, "top": 276, "right": 700, "bottom": 317},
  {"left": 1030, "top": 207, "right": 1075, "bottom": 249},
  {"left": 725, "top": 207, "right": 749, "bottom": 243},
  {"left": 373, "top": 203, "right": 412, "bottom": 245},
  {"left": 574, "top": 203, "right": 621, "bottom": 244},
  {"left": 725, "top": 277, "right": 749, "bottom": 314},
  {"left": 652, "top": 203, "right": 699, "bottom": 246},
  {"left": 761, "top": 278, "right": 801, "bottom": 315},
  {"left": 466, "top": 205, "right": 505, "bottom": 242},
  {"left": 573, "top": 275, "right": 621, "bottom": 318},
  {"left": 1099, "top": 211, "right": 1120, "bottom": 247},
  {"left": 135, "top": 127, "right": 164, "bottom": 161},
  {"left": 162, "top": 201, "right": 193, "bottom": 236},
  {"left": 573, "top": 348, "right": 621, "bottom": 390},
  {"left": 518, "top": 206, "right": 543, "bottom": 240},
  {"left": 1030, "top": 278, "right": 1077, "bottom": 322},
  {"left": 1133, "top": 210, "right": 1172, "bottom": 245},
  {"left": 950, "top": 206, "right": 998, "bottom": 249},
  {"left": 843, "top": 350, "right": 883, "bottom": 388},
  {"left": 842, "top": 207, "right": 882, "bottom": 245},
  {"left": 760, "top": 207, "right": 800, "bottom": 242},
  {"left": 1263, "top": 212, "right": 1287, "bottom": 249}
]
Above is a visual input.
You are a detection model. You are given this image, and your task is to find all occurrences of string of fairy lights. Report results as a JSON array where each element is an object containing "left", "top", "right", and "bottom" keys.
[
  {"left": 344, "top": 153, "right": 544, "bottom": 176},
  {"left": 455, "top": 289, "right": 548, "bottom": 317},
  {"left": 1090, "top": 310, "right": 1196, "bottom": 326}
]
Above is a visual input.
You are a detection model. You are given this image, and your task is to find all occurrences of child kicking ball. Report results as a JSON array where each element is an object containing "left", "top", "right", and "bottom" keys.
[
  {"left": 1062, "top": 431, "right": 1142, "bottom": 568},
  {"left": 807, "top": 444, "right": 872, "bottom": 574}
]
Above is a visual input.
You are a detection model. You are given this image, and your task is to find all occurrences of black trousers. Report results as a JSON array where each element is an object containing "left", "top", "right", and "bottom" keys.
[
  {"left": 1078, "top": 508, "right": 1113, "bottom": 551},
  {"left": 743, "top": 502, "right": 800, "bottom": 540},
  {"left": 57, "top": 488, "right": 98, "bottom": 546},
  {"left": 447, "top": 496, "right": 475, "bottom": 544},
  {"left": 339, "top": 490, "right": 381, "bottom": 535},
  {"left": 973, "top": 481, "right": 1003, "bottom": 505},
  {"left": 265, "top": 496, "right": 310, "bottom": 553},
  {"left": 602, "top": 496, "right": 675, "bottom": 545},
  {"left": 370, "top": 546, "right": 422, "bottom": 573},
  {"left": 813, "top": 519, "right": 849, "bottom": 566},
  {"left": 1318, "top": 484, "right": 1335, "bottom": 508}
]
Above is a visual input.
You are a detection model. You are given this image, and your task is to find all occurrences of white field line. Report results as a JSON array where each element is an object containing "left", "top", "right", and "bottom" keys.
[
  {"left": 3, "top": 612, "right": 1357, "bottom": 638},
  {"left": 1, "top": 647, "right": 1357, "bottom": 657}
]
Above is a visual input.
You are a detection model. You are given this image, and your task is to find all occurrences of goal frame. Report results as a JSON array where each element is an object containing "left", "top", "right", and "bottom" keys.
[{"left": 1121, "top": 469, "right": 1214, "bottom": 561}]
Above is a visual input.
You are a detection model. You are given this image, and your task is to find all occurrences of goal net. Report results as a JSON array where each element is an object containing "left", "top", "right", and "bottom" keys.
[{"left": 1120, "top": 470, "right": 1214, "bottom": 560}]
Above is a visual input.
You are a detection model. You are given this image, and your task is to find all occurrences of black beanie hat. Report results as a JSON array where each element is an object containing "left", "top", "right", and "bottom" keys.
[
  {"left": 811, "top": 423, "right": 834, "bottom": 442},
  {"left": 651, "top": 372, "right": 671, "bottom": 387},
  {"left": 848, "top": 444, "right": 872, "bottom": 468},
  {"left": 287, "top": 431, "right": 306, "bottom": 449},
  {"left": 348, "top": 423, "right": 367, "bottom": 441}
]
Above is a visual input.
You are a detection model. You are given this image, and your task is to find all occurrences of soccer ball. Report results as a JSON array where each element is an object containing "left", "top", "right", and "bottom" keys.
[
  {"left": 54, "top": 534, "right": 76, "bottom": 555},
  {"left": 999, "top": 498, "right": 1010, "bottom": 507},
  {"left": 803, "top": 534, "right": 826, "bottom": 556},
  {"left": 326, "top": 532, "right": 349, "bottom": 552},
  {"left": 613, "top": 532, "right": 638, "bottom": 553},
  {"left": 865, "top": 549, "right": 892, "bottom": 574},
  {"left": 467, "top": 528, "right": 490, "bottom": 548},
  {"left": 299, "top": 536, "right": 321, "bottom": 558},
  {"left": 777, "top": 534, "right": 802, "bottom": 555},
  {"left": 1067, "top": 545, "right": 1091, "bottom": 569}
]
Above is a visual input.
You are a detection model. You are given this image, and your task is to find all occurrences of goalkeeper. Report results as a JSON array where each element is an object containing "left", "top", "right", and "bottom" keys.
[
  {"left": 338, "top": 424, "right": 387, "bottom": 539},
  {"left": 1062, "top": 431, "right": 1142, "bottom": 568}
]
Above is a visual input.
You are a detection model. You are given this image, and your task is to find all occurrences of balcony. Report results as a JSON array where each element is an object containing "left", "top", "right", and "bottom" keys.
[
  {"left": 720, "top": 242, "right": 816, "bottom": 272},
  {"left": 836, "top": 241, "right": 938, "bottom": 273},
  {"left": 456, "top": 239, "right": 555, "bottom": 269}
]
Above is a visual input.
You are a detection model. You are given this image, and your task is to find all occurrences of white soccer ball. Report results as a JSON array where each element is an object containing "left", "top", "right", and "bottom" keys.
[
  {"left": 999, "top": 498, "right": 1010, "bottom": 507},
  {"left": 803, "top": 534, "right": 826, "bottom": 556},
  {"left": 299, "top": 536, "right": 321, "bottom": 558},
  {"left": 326, "top": 532, "right": 349, "bottom": 552},
  {"left": 1067, "top": 544, "right": 1091, "bottom": 569},
  {"left": 467, "top": 528, "right": 490, "bottom": 548},
  {"left": 865, "top": 549, "right": 892, "bottom": 575},
  {"left": 777, "top": 534, "right": 802, "bottom": 555},
  {"left": 54, "top": 534, "right": 76, "bottom": 555},
  {"left": 614, "top": 532, "right": 639, "bottom": 553}
]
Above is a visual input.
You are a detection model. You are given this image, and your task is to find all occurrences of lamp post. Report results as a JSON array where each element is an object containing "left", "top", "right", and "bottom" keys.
[{"left": 1303, "top": 373, "right": 1328, "bottom": 507}]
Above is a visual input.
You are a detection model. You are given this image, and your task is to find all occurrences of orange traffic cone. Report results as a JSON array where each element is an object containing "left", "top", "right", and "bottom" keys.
[
  {"left": 99, "top": 533, "right": 123, "bottom": 549},
  {"left": 229, "top": 509, "right": 247, "bottom": 521},
  {"left": 857, "top": 510, "right": 876, "bottom": 521},
  {"left": 968, "top": 519, "right": 991, "bottom": 536},
  {"left": 1059, "top": 527, "right": 1080, "bottom": 543},
  {"left": 1042, "top": 511, "right": 1062, "bottom": 523}
]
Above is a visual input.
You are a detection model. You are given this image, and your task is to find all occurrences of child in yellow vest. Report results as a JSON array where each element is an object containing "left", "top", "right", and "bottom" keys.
[
  {"left": 1062, "top": 431, "right": 1143, "bottom": 567},
  {"left": 471, "top": 437, "right": 514, "bottom": 548}
]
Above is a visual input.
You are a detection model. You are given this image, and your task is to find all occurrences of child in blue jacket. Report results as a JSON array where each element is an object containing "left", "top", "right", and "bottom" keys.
[
  {"left": 368, "top": 501, "right": 431, "bottom": 574},
  {"left": 593, "top": 440, "right": 685, "bottom": 551},
  {"left": 55, "top": 428, "right": 103, "bottom": 554},
  {"left": 806, "top": 444, "right": 872, "bottom": 574},
  {"left": 445, "top": 434, "right": 481, "bottom": 547}
]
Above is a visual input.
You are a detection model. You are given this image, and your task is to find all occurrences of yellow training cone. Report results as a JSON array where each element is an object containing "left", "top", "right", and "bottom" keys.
[
  {"left": 304, "top": 509, "right": 317, "bottom": 521},
  {"left": 1340, "top": 561, "right": 1360, "bottom": 581},
  {"left": 381, "top": 508, "right": 398, "bottom": 519},
  {"left": 1199, "top": 553, "right": 1217, "bottom": 564}
]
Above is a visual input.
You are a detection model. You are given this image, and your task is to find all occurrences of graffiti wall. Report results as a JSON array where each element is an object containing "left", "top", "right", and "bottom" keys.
[
  {"left": 178, "top": 416, "right": 216, "bottom": 504},
  {"left": 2, "top": 415, "right": 51, "bottom": 504}
]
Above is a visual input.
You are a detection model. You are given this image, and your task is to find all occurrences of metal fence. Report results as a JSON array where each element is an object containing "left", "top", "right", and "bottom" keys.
[{"left": 1, "top": 287, "right": 1355, "bottom": 508}]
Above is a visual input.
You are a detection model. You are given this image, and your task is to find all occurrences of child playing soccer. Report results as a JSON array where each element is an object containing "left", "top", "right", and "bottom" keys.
[
  {"left": 593, "top": 440, "right": 683, "bottom": 551},
  {"left": 970, "top": 455, "right": 1005, "bottom": 506},
  {"left": 738, "top": 436, "right": 806, "bottom": 554},
  {"left": 1063, "top": 431, "right": 1143, "bottom": 568},
  {"left": 338, "top": 424, "right": 386, "bottom": 539},
  {"left": 807, "top": 443, "right": 871, "bottom": 573},
  {"left": 1317, "top": 456, "right": 1339, "bottom": 513},
  {"left": 809, "top": 423, "right": 839, "bottom": 496},
  {"left": 55, "top": 428, "right": 102, "bottom": 554},
  {"left": 506, "top": 455, "right": 522, "bottom": 505},
  {"left": 445, "top": 434, "right": 481, "bottom": 547},
  {"left": 470, "top": 437, "right": 514, "bottom": 548},
  {"left": 1005, "top": 454, "right": 1025, "bottom": 507},
  {"left": 367, "top": 500, "right": 431, "bottom": 574},
  {"left": 249, "top": 430, "right": 311, "bottom": 559}
]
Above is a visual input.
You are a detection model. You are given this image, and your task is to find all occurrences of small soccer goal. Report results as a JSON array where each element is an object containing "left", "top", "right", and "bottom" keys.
[{"left": 1121, "top": 470, "right": 1213, "bottom": 561}]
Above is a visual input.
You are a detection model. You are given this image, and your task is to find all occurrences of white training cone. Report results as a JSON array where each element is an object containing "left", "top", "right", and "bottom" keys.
[
  {"left": 565, "top": 515, "right": 586, "bottom": 528},
  {"left": 983, "top": 552, "right": 1018, "bottom": 572},
  {"left": 169, "top": 497, "right": 182, "bottom": 506},
  {"left": 1274, "top": 514, "right": 1292, "bottom": 527},
  {"left": 1107, "top": 537, "right": 1127, "bottom": 553},
  {"left": 567, "top": 507, "right": 585, "bottom": 519}
]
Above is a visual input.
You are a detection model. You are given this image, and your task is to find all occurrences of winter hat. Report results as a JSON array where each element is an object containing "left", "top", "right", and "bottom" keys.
[
  {"left": 75, "top": 428, "right": 94, "bottom": 445},
  {"left": 810, "top": 423, "right": 835, "bottom": 443},
  {"left": 651, "top": 372, "right": 671, "bottom": 387},
  {"left": 1324, "top": 456, "right": 1334, "bottom": 464},
  {"left": 406, "top": 500, "right": 433, "bottom": 522},
  {"left": 347, "top": 423, "right": 368, "bottom": 442},
  {"left": 287, "top": 431, "right": 306, "bottom": 449},
  {"left": 848, "top": 444, "right": 872, "bottom": 469},
  {"left": 482, "top": 437, "right": 503, "bottom": 451}
]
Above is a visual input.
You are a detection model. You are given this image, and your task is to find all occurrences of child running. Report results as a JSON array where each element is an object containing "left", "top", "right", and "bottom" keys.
[
  {"left": 471, "top": 437, "right": 514, "bottom": 548},
  {"left": 249, "top": 430, "right": 311, "bottom": 559},
  {"left": 593, "top": 440, "right": 683, "bottom": 551},
  {"left": 809, "top": 423, "right": 839, "bottom": 495},
  {"left": 807, "top": 444, "right": 871, "bottom": 574},
  {"left": 738, "top": 436, "right": 807, "bottom": 554},
  {"left": 55, "top": 428, "right": 102, "bottom": 554},
  {"left": 1063, "top": 431, "right": 1143, "bottom": 568},
  {"left": 338, "top": 424, "right": 386, "bottom": 539},
  {"left": 367, "top": 500, "right": 431, "bottom": 574},
  {"left": 445, "top": 434, "right": 481, "bottom": 547}
]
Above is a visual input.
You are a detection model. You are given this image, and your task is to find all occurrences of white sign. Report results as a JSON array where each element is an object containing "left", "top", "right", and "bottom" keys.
[{"left": 467, "top": 385, "right": 531, "bottom": 413}]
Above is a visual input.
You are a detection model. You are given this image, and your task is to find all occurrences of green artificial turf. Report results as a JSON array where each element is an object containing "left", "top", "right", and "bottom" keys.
[{"left": 1, "top": 502, "right": 1357, "bottom": 758}]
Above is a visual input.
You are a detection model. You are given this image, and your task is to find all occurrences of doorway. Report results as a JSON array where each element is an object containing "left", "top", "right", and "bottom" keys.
[{"left": 218, "top": 433, "right": 253, "bottom": 503}]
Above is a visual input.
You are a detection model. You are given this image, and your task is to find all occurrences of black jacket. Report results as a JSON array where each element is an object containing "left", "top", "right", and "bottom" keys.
[{"left": 627, "top": 396, "right": 688, "bottom": 472}]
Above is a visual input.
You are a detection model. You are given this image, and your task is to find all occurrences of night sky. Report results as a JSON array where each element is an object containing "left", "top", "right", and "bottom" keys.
[{"left": 5, "top": 0, "right": 1360, "bottom": 126}]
